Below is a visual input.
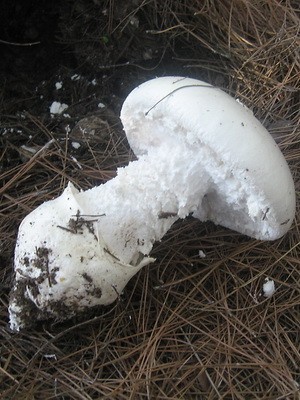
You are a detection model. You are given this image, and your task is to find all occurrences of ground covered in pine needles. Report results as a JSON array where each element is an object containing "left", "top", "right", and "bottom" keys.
[{"left": 0, "top": 1, "right": 299, "bottom": 399}]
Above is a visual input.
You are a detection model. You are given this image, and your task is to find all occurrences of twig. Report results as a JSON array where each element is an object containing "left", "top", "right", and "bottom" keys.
[{"left": 0, "top": 38, "right": 40, "bottom": 46}]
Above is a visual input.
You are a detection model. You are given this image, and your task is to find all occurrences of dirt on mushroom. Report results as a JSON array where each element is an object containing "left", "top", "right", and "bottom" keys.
[{"left": 0, "top": 1, "right": 299, "bottom": 399}]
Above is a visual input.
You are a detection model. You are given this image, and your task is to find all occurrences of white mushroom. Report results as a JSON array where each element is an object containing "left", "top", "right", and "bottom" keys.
[{"left": 9, "top": 76, "right": 295, "bottom": 331}]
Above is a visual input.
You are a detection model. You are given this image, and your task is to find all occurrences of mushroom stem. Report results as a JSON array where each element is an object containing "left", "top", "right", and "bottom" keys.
[
  {"left": 81, "top": 144, "right": 210, "bottom": 264},
  {"left": 9, "top": 142, "right": 208, "bottom": 330}
]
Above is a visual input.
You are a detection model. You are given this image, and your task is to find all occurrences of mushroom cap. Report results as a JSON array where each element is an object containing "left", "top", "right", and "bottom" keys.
[{"left": 120, "top": 76, "right": 295, "bottom": 240}]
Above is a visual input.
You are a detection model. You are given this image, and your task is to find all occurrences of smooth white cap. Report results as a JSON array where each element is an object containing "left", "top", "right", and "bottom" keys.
[{"left": 121, "top": 76, "right": 295, "bottom": 240}]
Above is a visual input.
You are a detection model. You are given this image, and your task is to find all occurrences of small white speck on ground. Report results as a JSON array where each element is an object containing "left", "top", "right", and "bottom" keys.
[
  {"left": 263, "top": 278, "right": 275, "bottom": 298},
  {"left": 198, "top": 250, "right": 206, "bottom": 258},
  {"left": 71, "top": 141, "right": 81, "bottom": 149},
  {"left": 55, "top": 81, "right": 63, "bottom": 90},
  {"left": 50, "top": 101, "right": 68, "bottom": 115}
]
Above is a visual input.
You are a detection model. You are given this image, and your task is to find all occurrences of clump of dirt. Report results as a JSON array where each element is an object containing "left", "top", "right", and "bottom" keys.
[{"left": 0, "top": 1, "right": 299, "bottom": 399}]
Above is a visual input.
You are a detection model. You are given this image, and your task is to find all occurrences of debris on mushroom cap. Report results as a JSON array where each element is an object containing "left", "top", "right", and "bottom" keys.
[
  {"left": 9, "top": 76, "right": 295, "bottom": 331},
  {"left": 121, "top": 76, "right": 295, "bottom": 240}
]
